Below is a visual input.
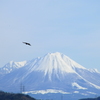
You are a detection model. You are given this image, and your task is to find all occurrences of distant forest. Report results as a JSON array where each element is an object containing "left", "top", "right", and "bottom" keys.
[
  {"left": 0, "top": 91, "right": 36, "bottom": 100},
  {"left": 80, "top": 96, "right": 100, "bottom": 100}
]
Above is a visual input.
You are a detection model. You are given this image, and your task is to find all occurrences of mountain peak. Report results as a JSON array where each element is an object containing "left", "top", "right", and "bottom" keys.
[
  {"left": 0, "top": 52, "right": 100, "bottom": 99},
  {"left": 45, "top": 52, "right": 63, "bottom": 59},
  {"left": 29, "top": 52, "right": 86, "bottom": 79},
  {"left": 0, "top": 60, "right": 27, "bottom": 75},
  {"left": 47, "top": 52, "right": 63, "bottom": 55},
  {"left": 44, "top": 52, "right": 85, "bottom": 69}
]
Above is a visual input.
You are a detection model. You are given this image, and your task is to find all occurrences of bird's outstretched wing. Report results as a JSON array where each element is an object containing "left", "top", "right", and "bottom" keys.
[{"left": 23, "top": 42, "right": 31, "bottom": 46}]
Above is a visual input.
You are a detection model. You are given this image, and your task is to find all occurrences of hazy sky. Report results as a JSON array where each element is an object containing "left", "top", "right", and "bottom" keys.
[{"left": 0, "top": 0, "right": 100, "bottom": 70}]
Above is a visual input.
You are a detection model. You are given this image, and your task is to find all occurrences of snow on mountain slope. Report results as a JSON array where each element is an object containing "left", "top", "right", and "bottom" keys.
[
  {"left": 24, "top": 89, "right": 70, "bottom": 94},
  {"left": 0, "top": 60, "right": 27, "bottom": 75},
  {"left": 74, "top": 67, "right": 100, "bottom": 86},
  {"left": 0, "top": 52, "right": 100, "bottom": 97},
  {"left": 26, "top": 52, "right": 85, "bottom": 76},
  {"left": 72, "top": 82, "right": 87, "bottom": 90}
]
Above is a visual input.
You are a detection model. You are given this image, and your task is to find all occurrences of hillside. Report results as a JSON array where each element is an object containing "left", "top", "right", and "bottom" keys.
[
  {"left": 80, "top": 96, "right": 100, "bottom": 100},
  {"left": 0, "top": 91, "right": 36, "bottom": 100}
]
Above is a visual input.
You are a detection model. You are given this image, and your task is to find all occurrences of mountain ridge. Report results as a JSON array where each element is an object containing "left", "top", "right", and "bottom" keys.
[{"left": 0, "top": 52, "right": 100, "bottom": 100}]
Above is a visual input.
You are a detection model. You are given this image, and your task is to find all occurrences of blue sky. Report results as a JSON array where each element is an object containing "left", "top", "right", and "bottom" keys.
[{"left": 0, "top": 0, "right": 100, "bottom": 70}]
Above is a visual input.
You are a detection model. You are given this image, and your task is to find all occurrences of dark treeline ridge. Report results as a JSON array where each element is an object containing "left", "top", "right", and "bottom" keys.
[
  {"left": 80, "top": 96, "right": 100, "bottom": 100},
  {"left": 0, "top": 91, "right": 36, "bottom": 100}
]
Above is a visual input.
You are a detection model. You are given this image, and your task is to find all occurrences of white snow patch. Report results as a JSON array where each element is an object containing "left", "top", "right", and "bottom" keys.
[
  {"left": 89, "top": 82, "right": 100, "bottom": 89},
  {"left": 72, "top": 82, "right": 87, "bottom": 90},
  {"left": 73, "top": 91, "right": 79, "bottom": 93},
  {"left": 87, "top": 91, "right": 96, "bottom": 95},
  {"left": 15, "top": 61, "right": 27, "bottom": 68},
  {"left": 23, "top": 89, "right": 70, "bottom": 94},
  {"left": 81, "top": 93, "right": 88, "bottom": 96},
  {"left": 89, "top": 69, "right": 100, "bottom": 73}
]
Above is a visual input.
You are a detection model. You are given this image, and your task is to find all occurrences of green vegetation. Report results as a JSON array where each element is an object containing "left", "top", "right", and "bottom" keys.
[{"left": 0, "top": 91, "right": 36, "bottom": 100}]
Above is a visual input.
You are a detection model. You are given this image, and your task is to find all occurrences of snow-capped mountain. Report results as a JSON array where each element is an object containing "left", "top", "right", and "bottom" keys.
[
  {"left": 0, "top": 52, "right": 100, "bottom": 100},
  {"left": 0, "top": 60, "right": 27, "bottom": 75}
]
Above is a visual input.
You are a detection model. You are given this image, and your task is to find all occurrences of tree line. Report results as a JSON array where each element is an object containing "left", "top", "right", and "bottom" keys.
[{"left": 0, "top": 91, "right": 36, "bottom": 100}]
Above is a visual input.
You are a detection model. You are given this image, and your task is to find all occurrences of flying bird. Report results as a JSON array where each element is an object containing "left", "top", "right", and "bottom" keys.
[{"left": 23, "top": 42, "right": 31, "bottom": 46}]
